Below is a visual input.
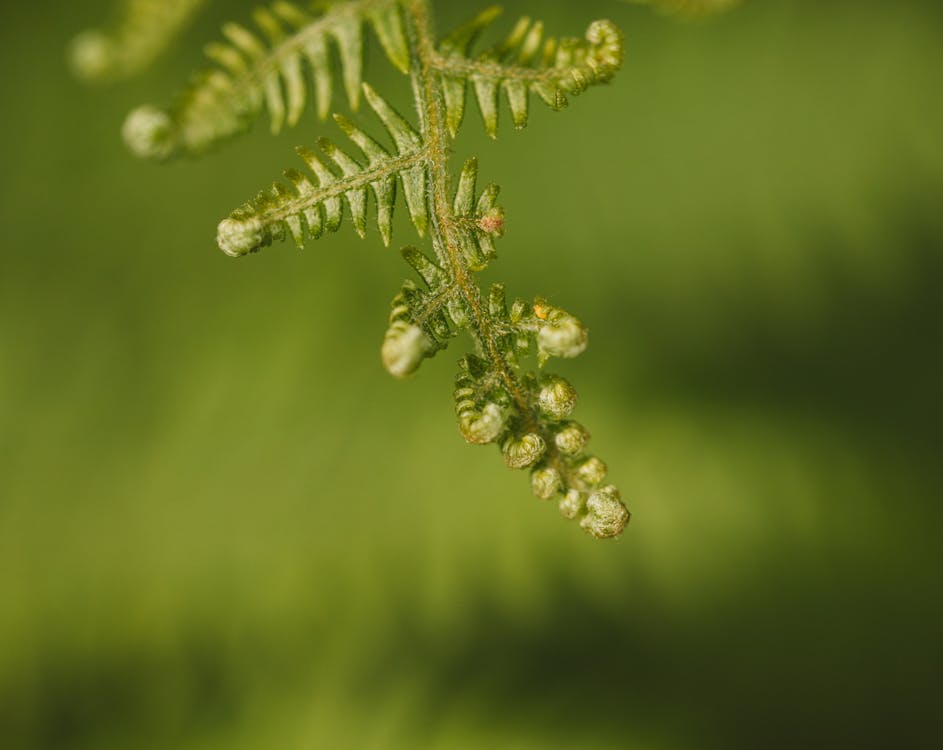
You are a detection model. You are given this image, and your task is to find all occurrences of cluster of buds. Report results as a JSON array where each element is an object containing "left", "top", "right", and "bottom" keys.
[
  {"left": 450, "top": 350, "right": 629, "bottom": 539},
  {"left": 383, "top": 237, "right": 629, "bottom": 540}
]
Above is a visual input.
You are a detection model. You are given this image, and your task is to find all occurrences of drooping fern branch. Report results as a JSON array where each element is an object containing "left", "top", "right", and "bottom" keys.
[{"left": 121, "top": 1, "right": 632, "bottom": 539}]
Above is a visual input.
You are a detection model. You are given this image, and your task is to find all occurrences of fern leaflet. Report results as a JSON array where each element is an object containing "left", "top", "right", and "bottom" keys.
[
  {"left": 217, "top": 84, "right": 433, "bottom": 256},
  {"left": 433, "top": 7, "right": 624, "bottom": 138}
]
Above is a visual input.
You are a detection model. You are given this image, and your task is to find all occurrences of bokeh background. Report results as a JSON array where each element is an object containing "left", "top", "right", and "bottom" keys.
[{"left": 2, "top": 0, "right": 942, "bottom": 748}]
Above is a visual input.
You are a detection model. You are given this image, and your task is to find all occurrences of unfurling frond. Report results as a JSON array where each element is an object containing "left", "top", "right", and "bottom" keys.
[
  {"left": 123, "top": 0, "right": 409, "bottom": 160},
  {"left": 216, "top": 85, "right": 428, "bottom": 257},
  {"left": 433, "top": 7, "right": 624, "bottom": 138},
  {"left": 69, "top": 0, "right": 207, "bottom": 83}
]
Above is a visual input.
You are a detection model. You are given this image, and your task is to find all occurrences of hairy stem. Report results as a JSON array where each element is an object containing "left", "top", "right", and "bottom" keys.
[{"left": 405, "top": 0, "right": 538, "bottom": 430}]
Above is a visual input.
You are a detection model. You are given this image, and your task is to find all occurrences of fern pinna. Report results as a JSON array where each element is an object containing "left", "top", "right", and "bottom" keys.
[{"left": 122, "top": 0, "right": 630, "bottom": 540}]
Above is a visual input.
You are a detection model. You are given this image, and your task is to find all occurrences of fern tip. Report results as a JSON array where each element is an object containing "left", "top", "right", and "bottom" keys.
[
  {"left": 122, "top": 106, "right": 178, "bottom": 161},
  {"left": 217, "top": 217, "right": 264, "bottom": 258}
]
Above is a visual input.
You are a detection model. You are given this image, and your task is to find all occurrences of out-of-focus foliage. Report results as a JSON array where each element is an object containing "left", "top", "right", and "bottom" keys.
[
  {"left": 68, "top": 0, "right": 209, "bottom": 83},
  {"left": 623, "top": 0, "right": 741, "bottom": 20},
  {"left": 2, "top": 0, "right": 942, "bottom": 748}
]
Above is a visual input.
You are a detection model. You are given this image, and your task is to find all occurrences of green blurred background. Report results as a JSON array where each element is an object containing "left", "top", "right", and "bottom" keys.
[{"left": 2, "top": 1, "right": 942, "bottom": 748}]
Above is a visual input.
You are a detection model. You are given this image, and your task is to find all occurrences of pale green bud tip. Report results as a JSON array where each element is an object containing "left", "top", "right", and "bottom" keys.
[
  {"left": 538, "top": 376, "right": 578, "bottom": 421},
  {"left": 580, "top": 485, "right": 630, "bottom": 539},
  {"left": 559, "top": 488, "right": 585, "bottom": 520},
  {"left": 503, "top": 433, "right": 547, "bottom": 470},
  {"left": 122, "top": 106, "right": 178, "bottom": 161},
  {"left": 68, "top": 30, "right": 115, "bottom": 81},
  {"left": 381, "top": 323, "right": 433, "bottom": 379},
  {"left": 216, "top": 217, "right": 264, "bottom": 258},
  {"left": 577, "top": 456, "right": 608, "bottom": 487},
  {"left": 531, "top": 466, "right": 563, "bottom": 500},
  {"left": 459, "top": 403, "right": 506, "bottom": 445},
  {"left": 538, "top": 313, "right": 588, "bottom": 360},
  {"left": 587, "top": 20, "right": 625, "bottom": 74},
  {"left": 554, "top": 422, "right": 589, "bottom": 455}
]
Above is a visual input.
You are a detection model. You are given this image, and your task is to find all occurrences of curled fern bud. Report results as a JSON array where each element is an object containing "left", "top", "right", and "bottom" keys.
[
  {"left": 458, "top": 402, "right": 507, "bottom": 445},
  {"left": 503, "top": 433, "right": 546, "bottom": 470},
  {"left": 216, "top": 216, "right": 267, "bottom": 258},
  {"left": 585, "top": 21, "right": 625, "bottom": 81},
  {"left": 536, "top": 304, "right": 589, "bottom": 362},
  {"left": 559, "top": 488, "right": 586, "bottom": 520},
  {"left": 531, "top": 466, "right": 563, "bottom": 500},
  {"left": 576, "top": 456, "right": 608, "bottom": 487},
  {"left": 382, "top": 322, "right": 434, "bottom": 379},
  {"left": 537, "top": 376, "right": 578, "bottom": 421},
  {"left": 122, "top": 105, "right": 178, "bottom": 161},
  {"left": 580, "top": 485, "right": 630, "bottom": 539},
  {"left": 554, "top": 422, "right": 590, "bottom": 456}
]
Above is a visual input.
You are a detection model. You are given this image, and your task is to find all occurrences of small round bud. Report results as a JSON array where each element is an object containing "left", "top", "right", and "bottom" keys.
[
  {"left": 68, "top": 30, "right": 115, "bottom": 82},
  {"left": 477, "top": 206, "right": 505, "bottom": 236},
  {"left": 381, "top": 323, "right": 433, "bottom": 379},
  {"left": 531, "top": 466, "right": 563, "bottom": 500},
  {"left": 537, "top": 311, "right": 588, "bottom": 360},
  {"left": 554, "top": 422, "right": 589, "bottom": 456},
  {"left": 576, "top": 456, "right": 608, "bottom": 487},
  {"left": 559, "top": 488, "right": 585, "bottom": 520},
  {"left": 216, "top": 217, "right": 265, "bottom": 258},
  {"left": 537, "top": 376, "right": 578, "bottom": 421},
  {"left": 122, "top": 105, "right": 178, "bottom": 161},
  {"left": 459, "top": 403, "right": 506, "bottom": 445},
  {"left": 503, "top": 433, "right": 546, "bottom": 470},
  {"left": 580, "top": 485, "right": 630, "bottom": 539}
]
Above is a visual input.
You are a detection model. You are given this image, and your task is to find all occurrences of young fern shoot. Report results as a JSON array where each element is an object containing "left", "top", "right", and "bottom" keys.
[{"left": 123, "top": 0, "right": 631, "bottom": 540}]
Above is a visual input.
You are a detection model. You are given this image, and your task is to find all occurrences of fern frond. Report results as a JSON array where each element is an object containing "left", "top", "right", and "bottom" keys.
[
  {"left": 69, "top": 0, "right": 207, "bottom": 84},
  {"left": 432, "top": 7, "right": 624, "bottom": 138},
  {"left": 123, "top": 0, "right": 410, "bottom": 160},
  {"left": 216, "top": 84, "right": 429, "bottom": 257}
]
